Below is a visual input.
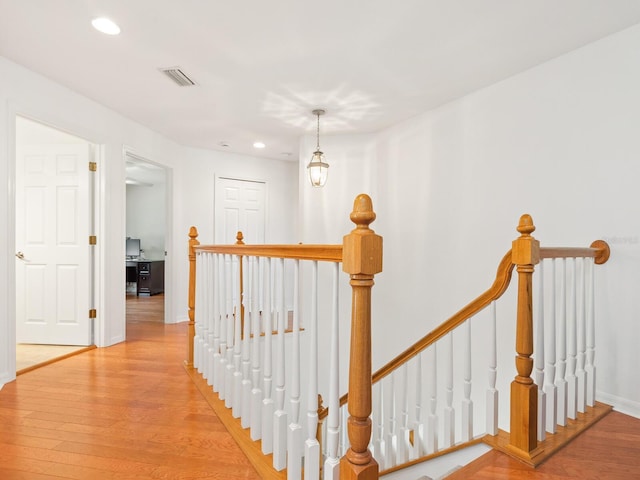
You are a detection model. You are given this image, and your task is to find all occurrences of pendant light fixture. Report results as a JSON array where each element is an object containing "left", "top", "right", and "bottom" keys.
[{"left": 307, "top": 109, "right": 329, "bottom": 187}]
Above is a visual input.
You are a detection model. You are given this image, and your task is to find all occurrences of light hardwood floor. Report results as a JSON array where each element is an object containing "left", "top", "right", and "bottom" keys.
[
  {"left": 0, "top": 295, "right": 260, "bottom": 479},
  {"left": 447, "top": 411, "right": 640, "bottom": 479}
]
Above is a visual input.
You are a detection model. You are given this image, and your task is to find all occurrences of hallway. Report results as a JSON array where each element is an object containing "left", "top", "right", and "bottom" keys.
[{"left": 0, "top": 312, "right": 260, "bottom": 479}]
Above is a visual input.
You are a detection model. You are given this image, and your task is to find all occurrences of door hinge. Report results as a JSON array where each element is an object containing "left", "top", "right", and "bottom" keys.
[
  {"left": 89, "top": 161, "right": 97, "bottom": 172},
  {"left": 89, "top": 309, "right": 97, "bottom": 319},
  {"left": 89, "top": 235, "right": 97, "bottom": 245}
]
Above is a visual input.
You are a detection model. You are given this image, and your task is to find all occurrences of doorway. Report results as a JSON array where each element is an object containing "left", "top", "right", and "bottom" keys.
[
  {"left": 125, "top": 152, "right": 168, "bottom": 325},
  {"left": 15, "top": 116, "right": 97, "bottom": 371}
]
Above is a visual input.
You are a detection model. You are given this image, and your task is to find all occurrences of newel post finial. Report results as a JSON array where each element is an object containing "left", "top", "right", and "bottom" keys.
[
  {"left": 187, "top": 226, "right": 200, "bottom": 367},
  {"left": 340, "top": 194, "right": 382, "bottom": 480},
  {"left": 509, "top": 214, "right": 541, "bottom": 459}
]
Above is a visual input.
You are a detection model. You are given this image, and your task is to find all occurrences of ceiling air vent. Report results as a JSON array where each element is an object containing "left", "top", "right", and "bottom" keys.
[{"left": 160, "top": 67, "right": 197, "bottom": 87}]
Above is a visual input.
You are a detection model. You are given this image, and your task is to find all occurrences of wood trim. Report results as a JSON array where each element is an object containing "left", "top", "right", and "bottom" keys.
[
  {"left": 195, "top": 244, "right": 343, "bottom": 262},
  {"left": 539, "top": 245, "right": 607, "bottom": 260},
  {"left": 16, "top": 345, "right": 96, "bottom": 375},
  {"left": 483, "top": 402, "right": 613, "bottom": 467}
]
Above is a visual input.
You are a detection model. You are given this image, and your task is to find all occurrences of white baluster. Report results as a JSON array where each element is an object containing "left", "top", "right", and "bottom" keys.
[
  {"left": 461, "top": 319, "right": 473, "bottom": 442},
  {"left": 396, "top": 363, "right": 409, "bottom": 464},
  {"left": 412, "top": 352, "right": 425, "bottom": 458},
  {"left": 545, "top": 259, "right": 558, "bottom": 434},
  {"left": 486, "top": 301, "right": 498, "bottom": 436},
  {"left": 534, "top": 261, "right": 546, "bottom": 441},
  {"left": 443, "top": 332, "right": 455, "bottom": 448},
  {"left": 210, "top": 253, "right": 220, "bottom": 390},
  {"left": 555, "top": 258, "right": 568, "bottom": 427},
  {"left": 193, "top": 252, "right": 202, "bottom": 371},
  {"left": 241, "top": 256, "right": 252, "bottom": 427},
  {"left": 288, "top": 260, "right": 303, "bottom": 480},
  {"left": 426, "top": 344, "right": 438, "bottom": 454},
  {"left": 371, "top": 381, "right": 384, "bottom": 470},
  {"left": 566, "top": 258, "right": 578, "bottom": 420},
  {"left": 262, "top": 258, "right": 274, "bottom": 454},
  {"left": 324, "top": 263, "right": 340, "bottom": 480},
  {"left": 383, "top": 373, "right": 396, "bottom": 468},
  {"left": 204, "top": 252, "right": 213, "bottom": 383},
  {"left": 576, "top": 258, "right": 587, "bottom": 413},
  {"left": 251, "top": 257, "right": 263, "bottom": 440},
  {"left": 273, "top": 258, "right": 287, "bottom": 471},
  {"left": 232, "top": 254, "right": 243, "bottom": 417},
  {"left": 585, "top": 258, "right": 596, "bottom": 407},
  {"left": 304, "top": 261, "right": 320, "bottom": 480},
  {"left": 225, "top": 254, "right": 237, "bottom": 409},
  {"left": 218, "top": 254, "right": 229, "bottom": 399}
]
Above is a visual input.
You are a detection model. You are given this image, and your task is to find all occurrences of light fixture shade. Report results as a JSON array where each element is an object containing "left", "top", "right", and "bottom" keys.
[{"left": 307, "top": 150, "right": 329, "bottom": 187}]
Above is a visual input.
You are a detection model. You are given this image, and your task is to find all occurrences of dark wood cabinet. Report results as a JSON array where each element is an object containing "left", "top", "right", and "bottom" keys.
[
  {"left": 127, "top": 260, "right": 164, "bottom": 296},
  {"left": 137, "top": 260, "right": 164, "bottom": 296}
]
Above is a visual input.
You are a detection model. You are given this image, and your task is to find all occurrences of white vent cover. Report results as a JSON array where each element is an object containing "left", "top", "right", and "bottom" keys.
[{"left": 160, "top": 67, "right": 196, "bottom": 87}]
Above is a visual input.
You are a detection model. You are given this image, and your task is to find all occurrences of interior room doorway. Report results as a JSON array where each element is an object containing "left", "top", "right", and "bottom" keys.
[
  {"left": 125, "top": 152, "right": 168, "bottom": 325},
  {"left": 15, "top": 116, "right": 97, "bottom": 371}
]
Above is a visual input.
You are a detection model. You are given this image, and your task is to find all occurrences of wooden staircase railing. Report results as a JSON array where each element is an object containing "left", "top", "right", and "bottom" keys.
[
  {"left": 186, "top": 206, "right": 611, "bottom": 479},
  {"left": 319, "top": 214, "right": 610, "bottom": 474},
  {"left": 185, "top": 194, "right": 381, "bottom": 480}
]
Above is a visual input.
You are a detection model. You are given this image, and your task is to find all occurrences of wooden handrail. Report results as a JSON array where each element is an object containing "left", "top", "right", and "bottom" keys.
[{"left": 195, "top": 244, "right": 342, "bottom": 262}]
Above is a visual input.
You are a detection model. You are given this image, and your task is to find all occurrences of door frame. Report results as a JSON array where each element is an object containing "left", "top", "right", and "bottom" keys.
[
  {"left": 6, "top": 106, "right": 104, "bottom": 379},
  {"left": 123, "top": 147, "right": 173, "bottom": 324}
]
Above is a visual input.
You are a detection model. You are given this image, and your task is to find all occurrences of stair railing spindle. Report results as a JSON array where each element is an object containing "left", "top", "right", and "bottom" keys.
[
  {"left": 261, "top": 257, "right": 274, "bottom": 454},
  {"left": 544, "top": 259, "right": 558, "bottom": 434},
  {"left": 250, "top": 256, "right": 263, "bottom": 440},
  {"left": 486, "top": 301, "right": 498, "bottom": 436},
  {"left": 576, "top": 258, "right": 587, "bottom": 413},
  {"left": 585, "top": 258, "right": 596, "bottom": 407},
  {"left": 555, "top": 258, "right": 568, "bottom": 427},
  {"left": 273, "top": 257, "right": 287, "bottom": 471},
  {"left": 566, "top": 257, "right": 578, "bottom": 420},
  {"left": 534, "top": 261, "right": 546, "bottom": 441},
  {"left": 324, "top": 262, "right": 341, "bottom": 480}
]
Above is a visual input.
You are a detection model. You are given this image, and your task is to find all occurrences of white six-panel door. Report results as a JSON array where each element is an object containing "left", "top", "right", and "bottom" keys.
[
  {"left": 16, "top": 144, "right": 93, "bottom": 346},
  {"left": 215, "top": 177, "right": 266, "bottom": 244}
]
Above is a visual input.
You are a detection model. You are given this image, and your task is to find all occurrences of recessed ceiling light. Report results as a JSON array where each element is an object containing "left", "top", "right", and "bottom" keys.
[
  {"left": 253, "top": 142, "right": 266, "bottom": 149},
  {"left": 91, "top": 17, "right": 121, "bottom": 35}
]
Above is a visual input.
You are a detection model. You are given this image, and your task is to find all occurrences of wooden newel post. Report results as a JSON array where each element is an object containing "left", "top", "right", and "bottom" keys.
[
  {"left": 340, "top": 194, "right": 382, "bottom": 480},
  {"left": 187, "top": 226, "right": 200, "bottom": 367},
  {"left": 509, "top": 214, "right": 540, "bottom": 458}
]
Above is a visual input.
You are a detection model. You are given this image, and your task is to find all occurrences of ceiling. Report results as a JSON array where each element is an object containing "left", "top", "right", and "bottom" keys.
[{"left": 2, "top": 1, "right": 640, "bottom": 161}]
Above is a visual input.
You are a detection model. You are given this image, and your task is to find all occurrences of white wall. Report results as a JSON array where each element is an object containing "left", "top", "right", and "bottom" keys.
[
  {"left": 299, "top": 24, "right": 640, "bottom": 416},
  {"left": 126, "top": 182, "right": 166, "bottom": 260},
  {"left": 0, "top": 56, "right": 297, "bottom": 387}
]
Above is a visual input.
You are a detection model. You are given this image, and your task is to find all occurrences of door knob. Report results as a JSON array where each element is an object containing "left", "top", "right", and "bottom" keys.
[{"left": 15, "top": 251, "right": 24, "bottom": 259}]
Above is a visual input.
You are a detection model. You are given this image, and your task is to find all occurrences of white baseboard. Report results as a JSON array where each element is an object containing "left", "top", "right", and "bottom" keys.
[
  {"left": 596, "top": 391, "right": 640, "bottom": 419},
  {"left": 172, "top": 314, "right": 189, "bottom": 324}
]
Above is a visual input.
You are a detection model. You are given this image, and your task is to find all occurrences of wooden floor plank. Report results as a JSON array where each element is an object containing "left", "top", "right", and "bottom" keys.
[{"left": 0, "top": 294, "right": 261, "bottom": 480}]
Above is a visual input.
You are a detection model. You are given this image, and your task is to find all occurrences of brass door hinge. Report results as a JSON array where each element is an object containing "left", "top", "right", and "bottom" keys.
[
  {"left": 89, "top": 235, "right": 97, "bottom": 245},
  {"left": 89, "top": 161, "right": 97, "bottom": 172},
  {"left": 89, "top": 309, "right": 97, "bottom": 319}
]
